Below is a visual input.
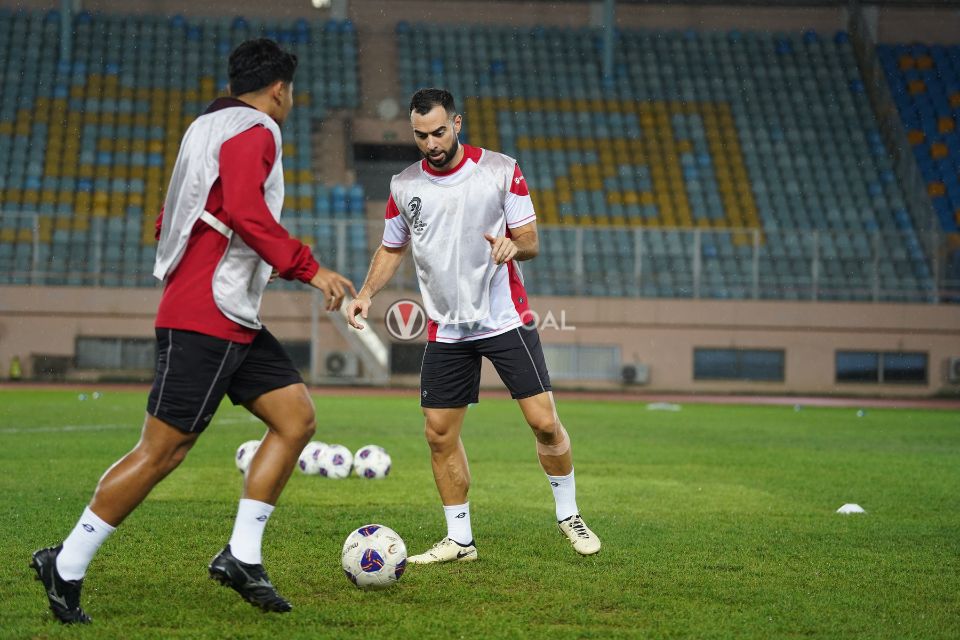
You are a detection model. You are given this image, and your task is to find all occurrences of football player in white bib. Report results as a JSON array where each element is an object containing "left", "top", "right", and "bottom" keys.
[{"left": 346, "top": 88, "right": 600, "bottom": 564}]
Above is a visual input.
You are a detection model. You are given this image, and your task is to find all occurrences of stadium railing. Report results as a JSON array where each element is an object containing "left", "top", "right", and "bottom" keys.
[{"left": 1, "top": 213, "right": 956, "bottom": 304}]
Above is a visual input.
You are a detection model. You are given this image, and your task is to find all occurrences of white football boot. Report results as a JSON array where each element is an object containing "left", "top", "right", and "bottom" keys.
[
  {"left": 407, "top": 538, "right": 478, "bottom": 564},
  {"left": 558, "top": 514, "right": 601, "bottom": 556}
]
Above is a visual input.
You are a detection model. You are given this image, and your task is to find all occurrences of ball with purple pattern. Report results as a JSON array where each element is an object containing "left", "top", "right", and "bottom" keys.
[
  {"left": 315, "top": 444, "right": 352, "bottom": 479},
  {"left": 352, "top": 444, "right": 392, "bottom": 480},
  {"left": 235, "top": 439, "right": 261, "bottom": 474},
  {"left": 341, "top": 524, "right": 407, "bottom": 590}
]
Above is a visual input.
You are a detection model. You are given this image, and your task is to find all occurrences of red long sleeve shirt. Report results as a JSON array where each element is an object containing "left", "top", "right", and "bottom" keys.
[{"left": 155, "top": 98, "right": 319, "bottom": 343}]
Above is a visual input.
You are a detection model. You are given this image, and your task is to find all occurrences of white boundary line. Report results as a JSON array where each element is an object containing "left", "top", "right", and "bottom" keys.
[{"left": 0, "top": 416, "right": 260, "bottom": 435}]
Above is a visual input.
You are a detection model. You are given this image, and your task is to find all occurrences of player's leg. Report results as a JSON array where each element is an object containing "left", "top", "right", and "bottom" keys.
[
  {"left": 424, "top": 407, "right": 471, "bottom": 506},
  {"left": 87, "top": 415, "right": 201, "bottom": 524},
  {"left": 209, "top": 328, "right": 310, "bottom": 612},
  {"left": 31, "top": 414, "right": 199, "bottom": 624},
  {"left": 486, "top": 326, "right": 601, "bottom": 556},
  {"left": 408, "top": 340, "right": 481, "bottom": 564},
  {"left": 241, "top": 382, "right": 315, "bottom": 506},
  {"left": 32, "top": 328, "right": 241, "bottom": 624}
]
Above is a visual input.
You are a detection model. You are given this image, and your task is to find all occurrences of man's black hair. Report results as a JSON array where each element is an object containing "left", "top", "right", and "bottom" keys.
[
  {"left": 409, "top": 88, "right": 457, "bottom": 117},
  {"left": 228, "top": 38, "right": 298, "bottom": 96}
]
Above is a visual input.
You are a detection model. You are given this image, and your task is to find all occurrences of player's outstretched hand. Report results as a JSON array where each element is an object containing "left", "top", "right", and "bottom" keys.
[
  {"left": 484, "top": 233, "right": 518, "bottom": 265},
  {"left": 346, "top": 295, "right": 372, "bottom": 330},
  {"left": 309, "top": 267, "right": 357, "bottom": 311}
]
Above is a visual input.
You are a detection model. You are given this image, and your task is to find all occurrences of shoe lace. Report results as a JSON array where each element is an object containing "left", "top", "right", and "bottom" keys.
[{"left": 569, "top": 518, "right": 590, "bottom": 539}]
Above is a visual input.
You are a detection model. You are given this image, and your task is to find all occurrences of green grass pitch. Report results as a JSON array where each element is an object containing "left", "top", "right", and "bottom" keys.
[{"left": 1, "top": 389, "right": 958, "bottom": 639}]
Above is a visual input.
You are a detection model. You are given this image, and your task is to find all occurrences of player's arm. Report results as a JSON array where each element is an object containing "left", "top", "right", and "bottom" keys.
[
  {"left": 484, "top": 220, "right": 539, "bottom": 264},
  {"left": 220, "top": 127, "right": 355, "bottom": 309},
  {"left": 483, "top": 162, "right": 539, "bottom": 265},
  {"left": 346, "top": 245, "right": 408, "bottom": 330},
  {"left": 346, "top": 195, "right": 410, "bottom": 329}
]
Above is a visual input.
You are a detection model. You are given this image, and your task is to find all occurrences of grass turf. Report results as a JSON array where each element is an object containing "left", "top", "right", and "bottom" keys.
[{"left": 0, "top": 389, "right": 958, "bottom": 639}]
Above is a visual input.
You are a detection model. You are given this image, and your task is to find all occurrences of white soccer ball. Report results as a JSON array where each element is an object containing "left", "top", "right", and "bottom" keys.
[
  {"left": 298, "top": 441, "right": 328, "bottom": 475},
  {"left": 352, "top": 444, "right": 392, "bottom": 479},
  {"left": 341, "top": 524, "right": 407, "bottom": 590},
  {"left": 235, "top": 440, "right": 261, "bottom": 474},
  {"left": 316, "top": 444, "right": 353, "bottom": 479}
]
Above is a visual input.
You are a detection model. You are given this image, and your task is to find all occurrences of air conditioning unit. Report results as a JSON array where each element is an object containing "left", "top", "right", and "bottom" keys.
[
  {"left": 948, "top": 357, "right": 960, "bottom": 384},
  {"left": 324, "top": 351, "right": 360, "bottom": 378},
  {"left": 621, "top": 363, "right": 650, "bottom": 385}
]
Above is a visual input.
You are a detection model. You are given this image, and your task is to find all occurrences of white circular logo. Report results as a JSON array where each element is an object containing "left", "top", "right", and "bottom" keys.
[{"left": 384, "top": 299, "right": 426, "bottom": 341}]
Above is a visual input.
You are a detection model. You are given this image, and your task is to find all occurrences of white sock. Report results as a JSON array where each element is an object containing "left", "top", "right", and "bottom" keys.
[
  {"left": 547, "top": 469, "right": 579, "bottom": 522},
  {"left": 443, "top": 502, "right": 472, "bottom": 545},
  {"left": 228, "top": 499, "right": 275, "bottom": 564},
  {"left": 56, "top": 506, "right": 116, "bottom": 581}
]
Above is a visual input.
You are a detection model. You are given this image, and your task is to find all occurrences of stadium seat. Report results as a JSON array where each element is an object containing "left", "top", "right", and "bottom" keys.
[{"left": 0, "top": 10, "right": 363, "bottom": 289}]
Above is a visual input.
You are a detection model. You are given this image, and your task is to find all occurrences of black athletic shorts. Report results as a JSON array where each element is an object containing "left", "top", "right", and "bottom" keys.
[
  {"left": 420, "top": 323, "right": 552, "bottom": 408},
  {"left": 146, "top": 327, "right": 303, "bottom": 434}
]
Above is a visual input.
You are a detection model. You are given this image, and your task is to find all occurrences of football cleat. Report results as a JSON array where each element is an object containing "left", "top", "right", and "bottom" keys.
[
  {"left": 30, "top": 545, "right": 92, "bottom": 624},
  {"left": 208, "top": 545, "right": 292, "bottom": 613},
  {"left": 558, "top": 514, "right": 601, "bottom": 556},
  {"left": 407, "top": 537, "right": 477, "bottom": 565}
]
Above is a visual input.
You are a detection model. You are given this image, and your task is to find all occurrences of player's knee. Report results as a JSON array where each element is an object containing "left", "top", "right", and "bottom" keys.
[
  {"left": 533, "top": 421, "right": 571, "bottom": 456},
  {"left": 271, "top": 401, "right": 315, "bottom": 443},
  {"left": 139, "top": 439, "right": 192, "bottom": 475},
  {"left": 529, "top": 415, "right": 561, "bottom": 442},
  {"left": 167, "top": 441, "right": 193, "bottom": 469},
  {"left": 423, "top": 420, "right": 456, "bottom": 451},
  {"left": 295, "top": 408, "right": 316, "bottom": 443}
]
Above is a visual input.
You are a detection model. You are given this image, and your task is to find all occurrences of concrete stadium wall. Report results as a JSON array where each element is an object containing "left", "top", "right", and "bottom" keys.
[{"left": 2, "top": 285, "right": 958, "bottom": 397}]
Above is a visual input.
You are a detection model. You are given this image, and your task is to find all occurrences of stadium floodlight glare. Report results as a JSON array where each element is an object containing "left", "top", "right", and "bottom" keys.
[{"left": 311, "top": 0, "right": 332, "bottom": 8}]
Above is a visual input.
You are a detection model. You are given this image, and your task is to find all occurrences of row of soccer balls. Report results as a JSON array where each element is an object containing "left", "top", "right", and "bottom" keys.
[{"left": 235, "top": 441, "right": 392, "bottom": 479}]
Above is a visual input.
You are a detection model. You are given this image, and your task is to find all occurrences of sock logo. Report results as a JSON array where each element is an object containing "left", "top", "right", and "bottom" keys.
[
  {"left": 256, "top": 515, "right": 268, "bottom": 522},
  {"left": 82, "top": 523, "right": 95, "bottom": 533},
  {"left": 455, "top": 512, "right": 466, "bottom": 519},
  {"left": 550, "top": 482, "right": 560, "bottom": 487}
]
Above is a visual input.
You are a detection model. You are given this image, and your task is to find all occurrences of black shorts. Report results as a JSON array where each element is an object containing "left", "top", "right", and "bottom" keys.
[
  {"left": 420, "top": 323, "right": 552, "bottom": 408},
  {"left": 146, "top": 327, "right": 303, "bottom": 434}
]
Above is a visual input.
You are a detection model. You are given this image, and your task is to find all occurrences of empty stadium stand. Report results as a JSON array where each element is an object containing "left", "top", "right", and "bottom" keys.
[
  {"left": 397, "top": 23, "right": 937, "bottom": 301},
  {"left": 0, "top": 9, "right": 368, "bottom": 288},
  {"left": 879, "top": 41, "right": 960, "bottom": 290}
]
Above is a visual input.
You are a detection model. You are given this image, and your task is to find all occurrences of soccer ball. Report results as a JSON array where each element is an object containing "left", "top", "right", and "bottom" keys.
[
  {"left": 341, "top": 524, "right": 407, "bottom": 590},
  {"left": 316, "top": 444, "right": 353, "bottom": 478},
  {"left": 235, "top": 440, "right": 261, "bottom": 474},
  {"left": 353, "top": 444, "right": 392, "bottom": 479},
  {"left": 298, "top": 441, "right": 328, "bottom": 475}
]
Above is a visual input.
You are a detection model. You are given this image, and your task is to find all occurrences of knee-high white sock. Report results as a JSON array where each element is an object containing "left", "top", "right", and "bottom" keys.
[
  {"left": 56, "top": 506, "right": 116, "bottom": 581},
  {"left": 443, "top": 502, "right": 473, "bottom": 545},
  {"left": 547, "top": 469, "right": 579, "bottom": 521},
  {"left": 228, "top": 499, "right": 275, "bottom": 564}
]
